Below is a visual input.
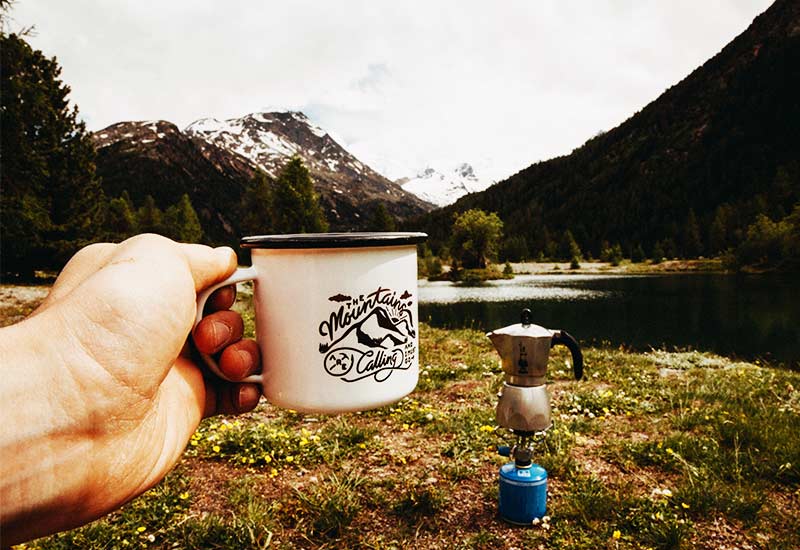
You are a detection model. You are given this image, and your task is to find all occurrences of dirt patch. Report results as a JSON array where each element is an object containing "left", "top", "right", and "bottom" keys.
[{"left": 0, "top": 284, "right": 49, "bottom": 327}]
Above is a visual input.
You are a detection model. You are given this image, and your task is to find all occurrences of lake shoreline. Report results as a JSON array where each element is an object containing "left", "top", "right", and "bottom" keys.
[{"left": 509, "top": 258, "right": 727, "bottom": 276}]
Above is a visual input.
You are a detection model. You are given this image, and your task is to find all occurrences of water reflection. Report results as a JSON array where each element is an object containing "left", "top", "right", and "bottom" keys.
[
  {"left": 419, "top": 274, "right": 624, "bottom": 303},
  {"left": 418, "top": 274, "right": 800, "bottom": 368}
]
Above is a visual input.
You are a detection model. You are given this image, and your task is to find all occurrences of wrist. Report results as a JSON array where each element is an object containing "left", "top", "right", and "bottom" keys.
[{"left": 0, "top": 311, "right": 96, "bottom": 544}]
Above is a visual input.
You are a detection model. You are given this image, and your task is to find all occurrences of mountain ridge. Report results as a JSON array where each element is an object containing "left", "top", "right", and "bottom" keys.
[
  {"left": 398, "top": 162, "right": 494, "bottom": 207},
  {"left": 184, "top": 111, "right": 434, "bottom": 227},
  {"left": 93, "top": 112, "right": 434, "bottom": 242},
  {"left": 417, "top": 0, "right": 800, "bottom": 259}
]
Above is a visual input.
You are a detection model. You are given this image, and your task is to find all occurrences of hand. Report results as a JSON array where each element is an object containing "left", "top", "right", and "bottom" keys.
[{"left": 0, "top": 234, "right": 262, "bottom": 544}]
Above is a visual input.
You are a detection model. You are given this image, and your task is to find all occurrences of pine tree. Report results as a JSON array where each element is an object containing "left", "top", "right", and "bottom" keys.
[
  {"left": 240, "top": 171, "right": 274, "bottom": 235},
  {"left": 137, "top": 195, "right": 164, "bottom": 234},
  {"left": 1, "top": 32, "right": 104, "bottom": 277},
  {"left": 501, "top": 235, "right": 529, "bottom": 262},
  {"left": 558, "top": 230, "right": 582, "bottom": 261},
  {"left": 164, "top": 194, "right": 203, "bottom": 243},
  {"left": 542, "top": 227, "right": 558, "bottom": 260},
  {"left": 369, "top": 202, "right": 397, "bottom": 232},
  {"left": 709, "top": 204, "right": 732, "bottom": 254},
  {"left": 652, "top": 242, "right": 665, "bottom": 264},
  {"left": 105, "top": 194, "right": 138, "bottom": 241},
  {"left": 270, "top": 157, "right": 328, "bottom": 233},
  {"left": 684, "top": 209, "right": 703, "bottom": 258},
  {"left": 631, "top": 243, "right": 646, "bottom": 263}
]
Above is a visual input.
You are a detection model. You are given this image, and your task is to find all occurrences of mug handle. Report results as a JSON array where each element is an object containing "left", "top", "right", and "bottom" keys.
[{"left": 193, "top": 266, "right": 262, "bottom": 385}]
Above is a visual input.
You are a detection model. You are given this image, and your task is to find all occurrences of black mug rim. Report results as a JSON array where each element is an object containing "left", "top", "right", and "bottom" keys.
[{"left": 240, "top": 232, "right": 428, "bottom": 249}]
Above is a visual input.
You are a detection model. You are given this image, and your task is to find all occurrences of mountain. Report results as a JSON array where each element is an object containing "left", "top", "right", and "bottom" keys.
[
  {"left": 418, "top": 0, "right": 800, "bottom": 259},
  {"left": 93, "top": 120, "right": 257, "bottom": 244},
  {"left": 185, "top": 111, "right": 433, "bottom": 228},
  {"left": 398, "top": 163, "right": 494, "bottom": 207}
]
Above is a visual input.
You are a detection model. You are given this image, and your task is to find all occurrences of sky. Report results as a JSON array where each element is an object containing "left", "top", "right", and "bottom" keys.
[{"left": 8, "top": 0, "right": 774, "bottom": 181}]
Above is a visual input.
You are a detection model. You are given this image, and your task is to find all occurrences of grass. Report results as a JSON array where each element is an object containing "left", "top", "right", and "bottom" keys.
[{"left": 16, "top": 321, "right": 800, "bottom": 549}]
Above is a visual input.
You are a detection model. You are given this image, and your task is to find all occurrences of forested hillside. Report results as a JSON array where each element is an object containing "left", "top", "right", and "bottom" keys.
[{"left": 418, "top": 0, "right": 800, "bottom": 264}]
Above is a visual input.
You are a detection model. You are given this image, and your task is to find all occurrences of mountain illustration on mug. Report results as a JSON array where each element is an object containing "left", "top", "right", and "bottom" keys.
[{"left": 318, "top": 287, "right": 416, "bottom": 382}]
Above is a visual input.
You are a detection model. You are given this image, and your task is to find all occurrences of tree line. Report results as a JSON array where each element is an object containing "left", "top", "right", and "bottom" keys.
[
  {"left": 0, "top": 31, "right": 339, "bottom": 278},
  {"left": 419, "top": 206, "right": 800, "bottom": 275}
]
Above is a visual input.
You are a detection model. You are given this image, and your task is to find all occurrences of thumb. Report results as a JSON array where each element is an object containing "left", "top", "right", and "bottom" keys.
[{"left": 178, "top": 244, "right": 238, "bottom": 292}]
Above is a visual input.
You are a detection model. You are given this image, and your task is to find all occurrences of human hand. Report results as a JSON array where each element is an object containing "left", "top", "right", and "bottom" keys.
[{"left": 0, "top": 234, "right": 262, "bottom": 544}]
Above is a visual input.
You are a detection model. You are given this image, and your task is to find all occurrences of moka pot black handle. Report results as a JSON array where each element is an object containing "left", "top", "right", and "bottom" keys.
[{"left": 551, "top": 330, "right": 583, "bottom": 380}]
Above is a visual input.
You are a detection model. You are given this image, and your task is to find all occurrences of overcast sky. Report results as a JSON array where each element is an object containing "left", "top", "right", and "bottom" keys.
[{"left": 9, "top": 0, "right": 773, "bottom": 181}]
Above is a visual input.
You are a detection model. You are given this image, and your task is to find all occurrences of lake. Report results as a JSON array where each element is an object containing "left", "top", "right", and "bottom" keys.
[{"left": 418, "top": 273, "right": 800, "bottom": 368}]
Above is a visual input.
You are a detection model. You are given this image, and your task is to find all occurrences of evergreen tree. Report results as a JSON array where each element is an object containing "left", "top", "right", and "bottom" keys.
[
  {"left": 105, "top": 194, "right": 138, "bottom": 241},
  {"left": 558, "top": 230, "right": 582, "bottom": 261},
  {"left": 240, "top": 171, "right": 274, "bottom": 235},
  {"left": 368, "top": 202, "right": 397, "bottom": 232},
  {"left": 270, "top": 157, "right": 328, "bottom": 233},
  {"left": 1, "top": 32, "right": 104, "bottom": 277},
  {"left": 652, "top": 242, "right": 665, "bottom": 264},
  {"left": 450, "top": 209, "right": 504, "bottom": 269},
  {"left": 631, "top": 243, "right": 646, "bottom": 263},
  {"left": 709, "top": 204, "right": 732, "bottom": 254},
  {"left": 683, "top": 209, "right": 703, "bottom": 257},
  {"left": 164, "top": 194, "right": 203, "bottom": 243},
  {"left": 137, "top": 195, "right": 164, "bottom": 234},
  {"left": 501, "top": 235, "right": 529, "bottom": 262},
  {"left": 542, "top": 227, "right": 557, "bottom": 260}
]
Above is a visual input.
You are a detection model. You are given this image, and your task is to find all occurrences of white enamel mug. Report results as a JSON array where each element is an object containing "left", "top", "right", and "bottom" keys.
[{"left": 193, "top": 232, "right": 427, "bottom": 414}]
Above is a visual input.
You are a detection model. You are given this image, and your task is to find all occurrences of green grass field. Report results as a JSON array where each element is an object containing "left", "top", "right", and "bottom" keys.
[{"left": 7, "top": 287, "right": 799, "bottom": 549}]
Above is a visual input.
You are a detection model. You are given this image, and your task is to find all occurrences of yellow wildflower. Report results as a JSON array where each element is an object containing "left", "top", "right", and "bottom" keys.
[
  {"left": 479, "top": 425, "right": 495, "bottom": 433},
  {"left": 681, "top": 502, "right": 690, "bottom": 509},
  {"left": 179, "top": 492, "right": 190, "bottom": 500},
  {"left": 612, "top": 530, "right": 621, "bottom": 539},
  {"left": 136, "top": 526, "right": 146, "bottom": 533},
  {"left": 212, "top": 445, "right": 221, "bottom": 453}
]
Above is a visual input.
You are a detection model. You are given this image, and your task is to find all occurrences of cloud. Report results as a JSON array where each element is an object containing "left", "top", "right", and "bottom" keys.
[
  {"left": 10, "top": 0, "right": 773, "bottom": 181},
  {"left": 352, "top": 63, "right": 390, "bottom": 94}
]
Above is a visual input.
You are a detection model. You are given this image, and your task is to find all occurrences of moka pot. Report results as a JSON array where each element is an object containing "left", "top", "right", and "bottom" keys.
[{"left": 487, "top": 309, "right": 583, "bottom": 433}]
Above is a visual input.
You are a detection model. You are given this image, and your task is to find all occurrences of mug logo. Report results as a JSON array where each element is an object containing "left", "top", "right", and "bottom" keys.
[{"left": 318, "top": 287, "right": 416, "bottom": 382}]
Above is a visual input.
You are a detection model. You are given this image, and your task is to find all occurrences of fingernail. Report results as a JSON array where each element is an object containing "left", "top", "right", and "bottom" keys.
[
  {"left": 211, "top": 320, "right": 233, "bottom": 344},
  {"left": 236, "top": 349, "right": 254, "bottom": 373},
  {"left": 238, "top": 384, "right": 260, "bottom": 410}
]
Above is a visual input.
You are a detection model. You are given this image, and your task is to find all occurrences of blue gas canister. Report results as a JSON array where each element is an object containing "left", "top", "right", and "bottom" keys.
[{"left": 498, "top": 462, "right": 547, "bottom": 524}]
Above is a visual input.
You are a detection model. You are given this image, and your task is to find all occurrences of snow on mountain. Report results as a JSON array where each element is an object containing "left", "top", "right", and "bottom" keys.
[
  {"left": 399, "top": 163, "right": 494, "bottom": 207},
  {"left": 185, "top": 111, "right": 433, "bottom": 226}
]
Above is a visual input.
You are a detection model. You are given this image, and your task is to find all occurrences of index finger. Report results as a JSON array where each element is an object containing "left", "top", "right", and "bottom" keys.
[{"left": 178, "top": 243, "right": 237, "bottom": 292}]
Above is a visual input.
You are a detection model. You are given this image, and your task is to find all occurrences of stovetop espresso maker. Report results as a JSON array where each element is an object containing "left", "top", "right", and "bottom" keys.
[{"left": 487, "top": 308, "right": 583, "bottom": 524}]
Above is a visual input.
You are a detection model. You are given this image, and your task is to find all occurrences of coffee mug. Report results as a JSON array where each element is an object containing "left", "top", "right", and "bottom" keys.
[{"left": 193, "top": 232, "right": 428, "bottom": 414}]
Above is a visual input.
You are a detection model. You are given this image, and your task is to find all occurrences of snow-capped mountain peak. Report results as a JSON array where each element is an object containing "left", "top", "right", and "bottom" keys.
[
  {"left": 184, "top": 110, "right": 433, "bottom": 225},
  {"left": 399, "top": 163, "right": 493, "bottom": 207}
]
